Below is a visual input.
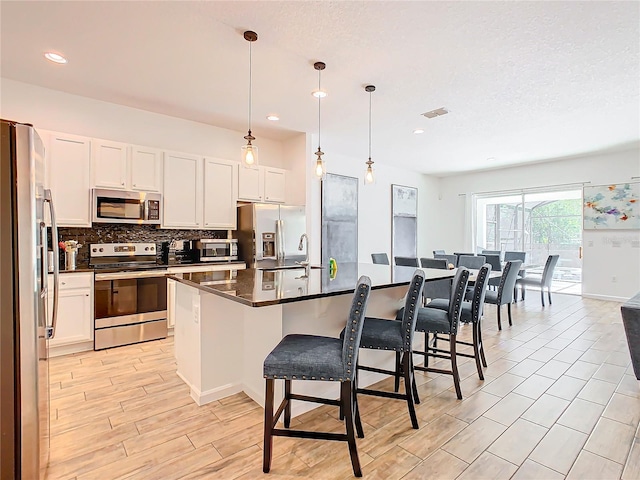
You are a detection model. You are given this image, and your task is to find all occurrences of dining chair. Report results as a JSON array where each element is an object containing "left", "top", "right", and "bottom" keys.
[
  {"left": 433, "top": 249, "right": 446, "bottom": 255},
  {"left": 347, "top": 271, "right": 425, "bottom": 429},
  {"left": 457, "top": 255, "right": 486, "bottom": 270},
  {"left": 371, "top": 253, "right": 389, "bottom": 265},
  {"left": 516, "top": 254, "right": 560, "bottom": 306},
  {"left": 502, "top": 251, "right": 527, "bottom": 297},
  {"left": 454, "top": 252, "right": 474, "bottom": 257},
  {"left": 420, "top": 258, "right": 450, "bottom": 303},
  {"left": 395, "top": 256, "right": 419, "bottom": 267},
  {"left": 262, "top": 277, "right": 372, "bottom": 477},
  {"left": 475, "top": 260, "right": 522, "bottom": 330},
  {"left": 425, "top": 264, "right": 492, "bottom": 380},
  {"left": 481, "top": 250, "right": 502, "bottom": 261},
  {"left": 420, "top": 258, "right": 448, "bottom": 269},
  {"left": 434, "top": 253, "right": 458, "bottom": 268}
]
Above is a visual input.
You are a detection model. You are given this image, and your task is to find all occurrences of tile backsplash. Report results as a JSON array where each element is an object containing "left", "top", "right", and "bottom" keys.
[{"left": 53, "top": 224, "right": 229, "bottom": 265}]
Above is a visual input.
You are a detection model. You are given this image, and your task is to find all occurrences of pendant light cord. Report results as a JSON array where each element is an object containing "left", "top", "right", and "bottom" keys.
[
  {"left": 248, "top": 40, "right": 252, "bottom": 132},
  {"left": 368, "top": 90, "right": 372, "bottom": 160},
  {"left": 318, "top": 69, "right": 321, "bottom": 149}
]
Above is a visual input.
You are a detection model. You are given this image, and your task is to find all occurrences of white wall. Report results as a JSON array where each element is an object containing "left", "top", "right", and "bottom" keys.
[
  {"left": 437, "top": 148, "right": 640, "bottom": 301},
  {"left": 0, "top": 79, "right": 286, "bottom": 169},
  {"left": 301, "top": 141, "right": 440, "bottom": 266}
]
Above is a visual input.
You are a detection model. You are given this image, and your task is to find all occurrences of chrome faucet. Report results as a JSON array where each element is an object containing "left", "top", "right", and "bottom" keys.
[{"left": 298, "top": 233, "right": 310, "bottom": 266}]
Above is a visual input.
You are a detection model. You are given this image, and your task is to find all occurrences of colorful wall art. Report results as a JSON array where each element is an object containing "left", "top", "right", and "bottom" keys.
[{"left": 583, "top": 182, "right": 640, "bottom": 229}]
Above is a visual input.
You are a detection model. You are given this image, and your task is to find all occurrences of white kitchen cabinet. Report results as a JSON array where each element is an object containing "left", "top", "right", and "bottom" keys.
[
  {"left": 91, "top": 139, "right": 128, "bottom": 189},
  {"left": 167, "top": 278, "right": 176, "bottom": 329},
  {"left": 163, "top": 151, "right": 203, "bottom": 228},
  {"left": 263, "top": 167, "right": 286, "bottom": 203},
  {"left": 130, "top": 145, "right": 163, "bottom": 192},
  {"left": 238, "top": 165, "right": 263, "bottom": 201},
  {"left": 204, "top": 157, "right": 238, "bottom": 229},
  {"left": 238, "top": 165, "right": 286, "bottom": 203},
  {"left": 47, "top": 272, "right": 94, "bottom": 357},
  {"left": 47, "top": 132, "right": 92, "bottom": 227}
]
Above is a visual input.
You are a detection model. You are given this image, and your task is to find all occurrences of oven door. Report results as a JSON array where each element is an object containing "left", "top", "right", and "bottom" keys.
[{"left": 94, "top": 271, "right": 168, "bottom": 349}]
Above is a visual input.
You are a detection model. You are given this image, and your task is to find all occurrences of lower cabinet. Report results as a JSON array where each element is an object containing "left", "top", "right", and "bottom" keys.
[{"left": 48, "top": 272, "right": 94, "bottom": 357}]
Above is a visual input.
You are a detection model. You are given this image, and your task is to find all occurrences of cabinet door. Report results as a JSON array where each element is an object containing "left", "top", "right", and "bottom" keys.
[
  {"left": 238, "top": 165, "right": 263, "bottom": 201},
  {"left": 203, "top": 157, "right": 238, "bottom": 229},
  {"left": 48, "top": 274, "right": 93, "bottom": 347},
  {"left": 264, "top": 167, "right": 286, "bottom": 203},
  {"left": 163, "top": 152, "right": 203, "bottom": 228},
  {"left": 91, "top": 139, "right": 128, "bottom": 189},
  {"left": 48, "top": 133, "right": 91, "bottom": 226},
  {"left": 130, "top": 145, "right": 163, "bottom": 192}
]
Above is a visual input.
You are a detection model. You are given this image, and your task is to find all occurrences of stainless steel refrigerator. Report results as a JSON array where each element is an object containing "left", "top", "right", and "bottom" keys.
[
  {"left": 1, "top": 119, "right": 59, "bottom": 479},
  {"left": 237, "top": 203, "right": 306, "bottom": 267}
]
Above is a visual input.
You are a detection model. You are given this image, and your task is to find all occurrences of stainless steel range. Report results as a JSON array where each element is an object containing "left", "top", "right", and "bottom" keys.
[{"left": 90, "top": 243, "right": 167, "bottom": 350}]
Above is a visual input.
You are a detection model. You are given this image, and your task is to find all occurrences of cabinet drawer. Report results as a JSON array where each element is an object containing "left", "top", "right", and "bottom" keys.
[{"left": 53, "top": 272, "right": 94, "bottom": 290}]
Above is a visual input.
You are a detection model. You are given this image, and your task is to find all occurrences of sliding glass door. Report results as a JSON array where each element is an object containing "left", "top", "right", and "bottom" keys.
[{"left": 476, "top": 188, "right": 582, "bottom": 294}]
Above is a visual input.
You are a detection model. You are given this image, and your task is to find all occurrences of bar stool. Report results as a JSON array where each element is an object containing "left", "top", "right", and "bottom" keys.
[
  {"left": 424, "top": 264, "right": 492, "bottom": 380},
  {"left": 262, "top": 276, "right": 372, "bottom": 478},
  {"left": 344, "top": 270, "right": 425, "bottom": 430}
]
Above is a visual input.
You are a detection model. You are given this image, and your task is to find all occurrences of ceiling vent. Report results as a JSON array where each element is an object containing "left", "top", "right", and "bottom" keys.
[{"left": 422, "top": 107, "right": 449, "bottom": 119}]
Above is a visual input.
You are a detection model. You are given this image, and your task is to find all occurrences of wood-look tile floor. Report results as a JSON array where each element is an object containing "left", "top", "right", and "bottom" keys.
[{"left": 48, "top": 294, "right": 640, "bottom": 479}]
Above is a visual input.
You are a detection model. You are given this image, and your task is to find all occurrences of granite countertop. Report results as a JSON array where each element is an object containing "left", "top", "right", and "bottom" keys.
[
  {"left": 170, "top": 263, "right": 456, "bottom": 307},
  {"left": 55, "top": 260, "right": 246, "bottom": 274}
]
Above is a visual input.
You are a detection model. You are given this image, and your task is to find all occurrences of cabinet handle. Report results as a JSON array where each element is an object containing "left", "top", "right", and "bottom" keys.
[
  {"left": 61, "top": 281, "right": 66, "bottom": 286},
  {"left": 121, "top": 182, "right": 125, "bottom": 186},
  {"left": 85, "top": 294, "right": 89, "bottom": 297},
  {"left": 133, "top": 184, "right": 137, "bottom": 187}
]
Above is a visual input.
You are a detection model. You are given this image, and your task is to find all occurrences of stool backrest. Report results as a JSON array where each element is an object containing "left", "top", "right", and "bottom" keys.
[
  {"left": 395, "top": 256, "right": 419, "bottom": 267},
  {"left": 342, "top": 276, "right": 372, "bottom": 380},
  {"left": 481, "top": 249, "right": 501, "bottom": 260},
  {"left": 483, "top": 254, "right": 502, "bottom": 272},
  {"left": 434, "top": 253, "right": 458, "bottom": 267},
  {"left": 399, "top": 270, "right": 426, "bottom": 350},
  {"left": 433, "top": 249, "right": 446, "bottom": 255},
  {"left": 541, "top": 254, "right": 560, "bottom": 287},
  {"left": 448, "top": 268, "right": 470, "bottom": 335},
  {"left": 497, "top": 260, "right": 522, "bottom": 304},
  {"left": 504, "top": 251, "right": 526, "bottom": 263},
  {"left": 470, "top": 264, "right": 492, "bottom": 323}
]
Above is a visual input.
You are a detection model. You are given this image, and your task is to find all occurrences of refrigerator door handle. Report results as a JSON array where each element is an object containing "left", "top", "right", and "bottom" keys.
[
  {"left": 44, "top": 189, "right": 58, "bottom": 340},
  {"left": 275, "top": 220, "right": 285, "bottom": 262}
]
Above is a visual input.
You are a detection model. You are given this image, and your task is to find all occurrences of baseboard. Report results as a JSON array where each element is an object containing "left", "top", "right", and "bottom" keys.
[
  {"left": 175, "top": 371, "right": 243, "bottom": 406},
  {"left": 582, "top": 293, "right": 631, "bottom": 303},
  {"left": 49, "top": 340, "right": 94, "bottom": 358}
]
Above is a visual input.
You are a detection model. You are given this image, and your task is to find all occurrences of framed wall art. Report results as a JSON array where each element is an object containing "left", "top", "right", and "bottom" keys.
[{"left": 583, "top": 182, "right": 640, "bottom": 230}]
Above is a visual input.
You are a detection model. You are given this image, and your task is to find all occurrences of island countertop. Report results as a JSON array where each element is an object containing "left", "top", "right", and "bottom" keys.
[{"left": 169, "top": 262, "right": 456, "bottom": 307}]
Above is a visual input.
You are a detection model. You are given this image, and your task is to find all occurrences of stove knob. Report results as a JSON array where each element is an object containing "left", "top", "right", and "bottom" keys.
[
  {"left": 92, "top": 248, "right": 97, "bottom": 253},
  {"left": 150, "top": 246, "right": 155, "bottom": 251},
  {"left": 145, "top": 247, "right": 149, "bottom": 251},
  {"left": 99, "top": 248, "right": 104, "bottom": 252}
]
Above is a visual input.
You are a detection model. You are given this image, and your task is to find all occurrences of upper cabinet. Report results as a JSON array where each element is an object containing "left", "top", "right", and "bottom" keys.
[
  {"left": 163, "top": 152, "right": 203, "bottom": 229},
  {"left": 47, "top": 132, "right": 92, "bottom": 227},
  {"left": 91, "top": 139, "right": 128, "bottom": 189},
  {"left": 203, "top": 157, "right": 238, "bottom": 229},
  {"left": 238, "top": 165, "right": 286, "bottom": 203},
  {"left": 92, "top": 141, "right": 162, "bottom": 192},
  {"left": 263, "top": 167, "right": 286, "bottom": 203},
  {"left": 130, "top": 145, "right": 163, "bottom": 192}
]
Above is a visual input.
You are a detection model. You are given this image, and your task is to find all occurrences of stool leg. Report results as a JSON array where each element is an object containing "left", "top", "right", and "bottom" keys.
[
  {"left": 402, "top": 353, "right": 419, "bottom": 429},
  {"left": 450, "top": 335, "right": 462, "bottom": 400},
  {"left": 507, "top": 303, "right": 513, "bottom": 326},
  {"left": 410, "top": 353, "right": 420, "bottom": 404},
  {"left": 263, "top": 379, "right": 274, "bottom": 473},
  {"left": 284, "top": 379, "right": 292, "bottom": 428},
  {"left": 352, "top": 371, "right": 364, "bottom": 438},
  {"left": 497, "top": 306, "right": 502, "bottom": 331},
  {"left": 540, "top": 288, "right": 545, "bottom": 307},
  {"left": 394, "top": 351, "right": 401, "bottom": 392},
  {"left": 472, "top": 321, "right": 484, "bottom": 380},
  {"left": 479, "top": 317, "right": 487, "bottom": 367},
  {"left": 548, "top": 288, "right": 552, "bottom": 305},
  {"left": 341, "top": 382, "right": 362, "bottom": 477}
]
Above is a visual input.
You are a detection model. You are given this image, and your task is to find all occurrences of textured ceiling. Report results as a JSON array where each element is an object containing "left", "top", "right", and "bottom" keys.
[{"left": 1, "top": 1, "right": 639, "bottom": 175}]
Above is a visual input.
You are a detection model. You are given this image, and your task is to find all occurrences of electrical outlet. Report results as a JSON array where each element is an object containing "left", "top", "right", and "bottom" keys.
[{"left": 612, "top": 276, "right": 617, "bottom": 283}]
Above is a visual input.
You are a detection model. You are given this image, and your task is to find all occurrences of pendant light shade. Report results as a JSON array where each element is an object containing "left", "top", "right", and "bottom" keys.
[
  {"left": 313, "top": 61, "right": 326, "bottom": 179},
  {"left": 364, "top": 85, "right": 376, "bottom": 185},
  {"left": 241, "top": 31, "right": 259, "bottom": 166}
]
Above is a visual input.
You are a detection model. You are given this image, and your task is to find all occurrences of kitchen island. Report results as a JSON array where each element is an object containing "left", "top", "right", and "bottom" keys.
[{"left": 170, "top": 263, "right": 456, "bottom": 416}]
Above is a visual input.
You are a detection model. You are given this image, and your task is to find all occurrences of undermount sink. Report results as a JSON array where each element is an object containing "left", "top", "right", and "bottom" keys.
[{"left": 257, "top": 264, "right": 324, "bottom": 271}]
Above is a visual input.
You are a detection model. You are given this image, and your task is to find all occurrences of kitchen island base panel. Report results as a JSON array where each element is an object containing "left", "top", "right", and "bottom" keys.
[{"left": 174, "top": 280, "right": 422, "bottom": 418}]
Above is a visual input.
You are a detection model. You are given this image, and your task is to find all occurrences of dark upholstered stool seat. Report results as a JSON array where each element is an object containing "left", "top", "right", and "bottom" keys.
[
  {"left": 352, "top": 317, "right": 405, "bottom": 351},
  {"left": 425, "top": 298, "right": 472, "bottom": 323},
  {"left": 264, "top": 335, "right": 345, "bottom": 381},
  {"left": 415, "top": 307, "right": 452, "bottom": 334}
]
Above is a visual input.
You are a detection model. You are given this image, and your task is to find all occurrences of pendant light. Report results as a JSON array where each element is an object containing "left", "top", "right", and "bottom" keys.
[
  {"left": 364, "top": 85, "right": 376, "bottom": 184},
  {"left": 313, "top": 61, "right": 326, "bottom": 179},
  {"left": 241, "top": 31, "right": 258, "bottom": 166}
]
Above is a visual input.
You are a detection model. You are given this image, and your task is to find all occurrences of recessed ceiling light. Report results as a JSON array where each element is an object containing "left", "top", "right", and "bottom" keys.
[
  {"left": 311, "top": 89, "right": 327, "bottom": 98},
  {"left": 266, "top": 115, "right": 279, "bottom": 121},
  {"left": 413, "top": 129, "right": 425, "bottom": 134},
  {"left": 44, "top": 52, "right": 67, "bottom": 64}
]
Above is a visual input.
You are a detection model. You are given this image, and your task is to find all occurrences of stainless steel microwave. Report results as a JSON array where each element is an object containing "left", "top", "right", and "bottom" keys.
[
  {"left": 92, "top": 188, "right": 162, "bottom": 225},
  {"left": 193, "top": 239, "right": 238, "bottom": 262}
]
